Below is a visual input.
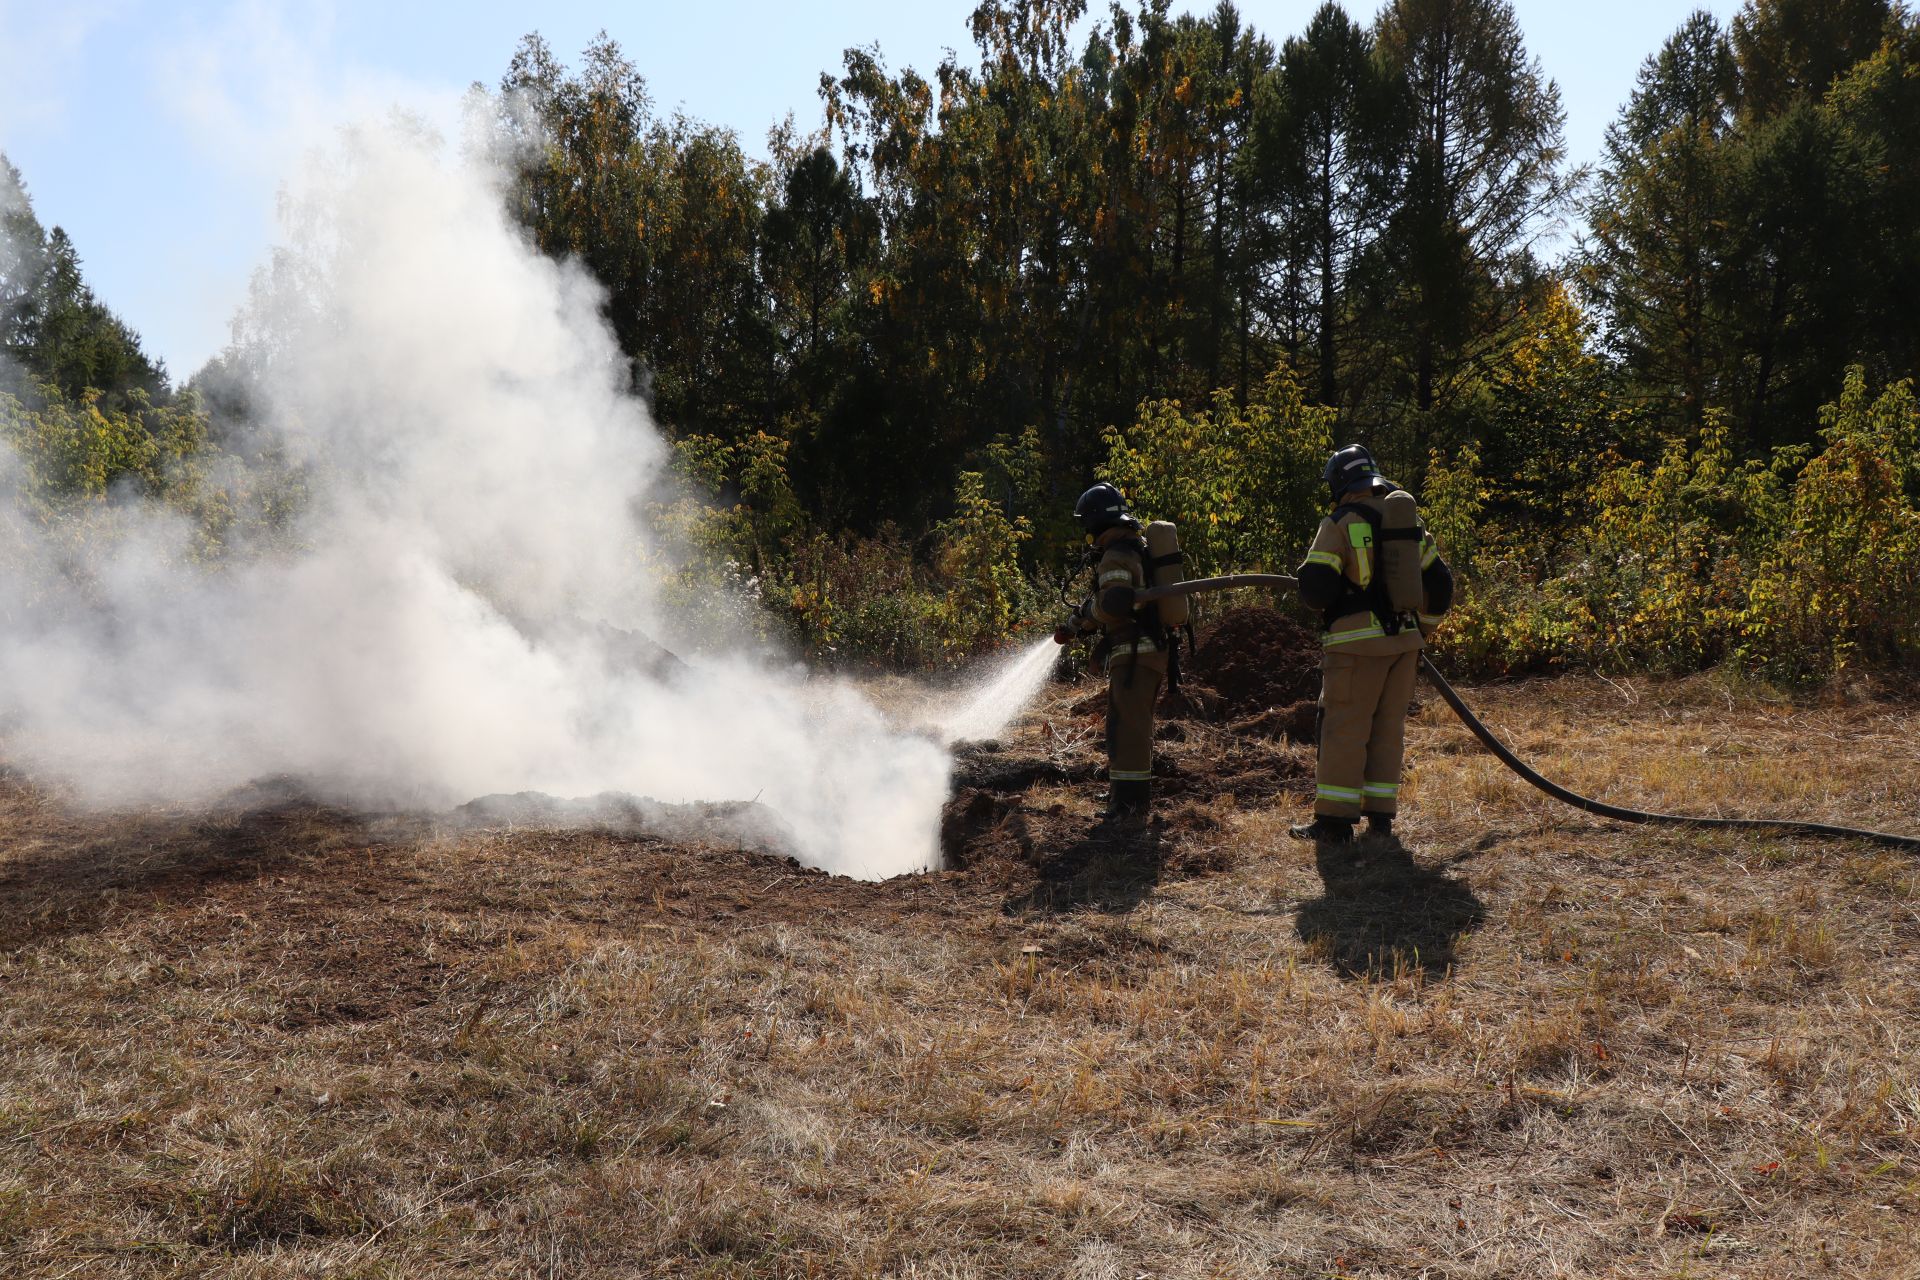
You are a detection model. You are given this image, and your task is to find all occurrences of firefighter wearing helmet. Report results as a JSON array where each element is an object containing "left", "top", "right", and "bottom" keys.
[
  {"left": 1053, "top": 482, "right": 1166, "bottom": 819},
  {"left": 1289, "top": 445, "right": 1454, "bottom": 844}
]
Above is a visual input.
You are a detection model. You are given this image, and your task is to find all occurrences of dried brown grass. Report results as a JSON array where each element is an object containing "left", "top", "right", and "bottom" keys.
[{"left": 2, "top": 670, "right": 1918, "bottom": 1277}]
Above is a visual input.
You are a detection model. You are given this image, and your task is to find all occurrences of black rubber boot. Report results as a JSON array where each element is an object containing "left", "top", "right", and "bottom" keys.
[
  {"left": 1102, "top": 780, "right": 1152, "bottom": 820},
  {"left": 1364, "top": 813, "right": 1394, "bottom": 840},
  {"left": 1288, "top": 815, "right": 1355, "bottom": 844}
]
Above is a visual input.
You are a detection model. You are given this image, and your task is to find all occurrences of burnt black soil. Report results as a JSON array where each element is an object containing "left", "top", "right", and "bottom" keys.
[
  {"left": 948, "top": 743, "right": 1097, "bottom": 794},
  {"left": 0, "top": 606, "right": 1323, "bottom": 958},
  {"left": 454, "top": 791, "right": 800, "bottom": 860},
  {"left": 940, "top": 607, "right": 1322, "bottom": 893}
]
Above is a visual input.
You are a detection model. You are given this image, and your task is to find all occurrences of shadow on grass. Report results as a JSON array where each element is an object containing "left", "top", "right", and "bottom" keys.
[
  {"left": 0, "top": 777, "right": 378, "bottom": 951},
  {"left": 1295, "top": 837, "right": 1486, "bottom": 980},
  {"left": 1002, "top": 818, "right": 1162, "bottom": 916}
]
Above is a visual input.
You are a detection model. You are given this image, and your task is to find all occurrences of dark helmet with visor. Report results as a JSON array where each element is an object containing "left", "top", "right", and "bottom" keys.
[
  {"left": 1074, "top": 482, "right": 1132, "bottom": 534},
  {"left": 1323, "top": 444, "right": 1383, "bottom": 500}
]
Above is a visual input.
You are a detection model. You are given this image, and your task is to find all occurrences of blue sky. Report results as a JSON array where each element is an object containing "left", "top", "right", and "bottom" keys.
[{"left": 0, "top": 0, "right": 1740, "bottom": 382}]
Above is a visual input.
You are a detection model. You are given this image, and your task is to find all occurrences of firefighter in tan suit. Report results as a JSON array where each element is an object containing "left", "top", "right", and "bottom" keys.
[
  {"left": 1054, "top": 483, "right": 1166, "bottom": 819},
  {"left": 1290, "top": 445, "right": 1453, "bottom": 844}
]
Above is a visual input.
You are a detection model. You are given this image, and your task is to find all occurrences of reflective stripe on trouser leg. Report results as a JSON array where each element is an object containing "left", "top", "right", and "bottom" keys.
[
  {"left": 1315, "top": 650, "right": 1398, "bottom": 818},
  {"left": 1360, "top": 648, "right": 1420, "bottom": 815},
  {"left": 1317, "top": 783, "right": 1363, "bottom": 809},
  {"left": 1106, "top": 656, "right": 1161, "bottom": 784}
]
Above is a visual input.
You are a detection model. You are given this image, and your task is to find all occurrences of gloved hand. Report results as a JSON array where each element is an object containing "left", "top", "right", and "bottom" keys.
[{"left": 1052, "top": 624, "right": 1075, "bottom": 646}]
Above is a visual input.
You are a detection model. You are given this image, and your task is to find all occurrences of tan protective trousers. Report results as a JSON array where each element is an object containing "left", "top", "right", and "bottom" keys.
[
  {"left": 1106, "top": 655, "right": 1164, "bottom": 783},
  {"left": 1314, "top": 648, "right": 1420, "bottom": 818}
]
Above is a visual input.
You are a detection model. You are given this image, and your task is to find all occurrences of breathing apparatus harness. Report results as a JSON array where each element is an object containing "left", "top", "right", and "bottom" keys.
[
  {"left": 1064, "top": 485, "right": 1195, "bottom": 692},
  {"left": 1080, "top": 529, "right": 1181, "bottom": 690},
  {"left": 1325, "top": 498, "right": 1423, "bottom": 638},
  {"left": 1312, "top": 446, "right": 1426, "bottom": 638}
]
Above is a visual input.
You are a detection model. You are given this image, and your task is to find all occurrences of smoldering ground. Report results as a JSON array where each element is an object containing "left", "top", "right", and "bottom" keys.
[{"left": 0, "top": 115, "right": 954, "bottom": 880}]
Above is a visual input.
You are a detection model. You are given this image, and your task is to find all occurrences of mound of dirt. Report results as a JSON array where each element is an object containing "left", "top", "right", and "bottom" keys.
[
  {"left": 939, "top": 789, "right": 1035, "bottom": 871},
  {"left": 1188, "top": 607, "right": 1321, "bottom": 718},
  {"left": 1062, "top": 606, "right": 1321, "bottom": 730},
  {"left": 592, "top": 623, "right": 691, "bottom": 683}
]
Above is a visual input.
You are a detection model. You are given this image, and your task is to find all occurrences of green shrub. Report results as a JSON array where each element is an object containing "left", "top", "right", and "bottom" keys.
[
  {"left": 1426, "top": 369, "right": 1920, "bottom": 680},
  {"left": 933, "top": 470, "right": 1036, "bottom": 655},
  {"left": 1740, "top": 371, "right": 1920, "bottom": 678},
  {"left": 1100, "top": 368, "right": 1336, "bottom": 579}
]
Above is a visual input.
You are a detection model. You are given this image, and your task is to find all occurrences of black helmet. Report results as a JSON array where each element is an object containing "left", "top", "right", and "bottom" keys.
[
  {"left": 1323, "top": 444, "right": 1382, "bottom": 499},
  {"left": 1074, "top": 482, "right": 1131, "bottom": 533}
]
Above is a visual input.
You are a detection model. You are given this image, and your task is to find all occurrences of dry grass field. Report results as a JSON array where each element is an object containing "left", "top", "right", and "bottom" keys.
[{"left": 2, "top": 670, "right": 1918, "bottom": 1278}]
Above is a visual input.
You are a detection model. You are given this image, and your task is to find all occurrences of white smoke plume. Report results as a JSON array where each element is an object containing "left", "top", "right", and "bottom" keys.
[{"left": 0, "top": 116, "right": 952, "bottom": 879}]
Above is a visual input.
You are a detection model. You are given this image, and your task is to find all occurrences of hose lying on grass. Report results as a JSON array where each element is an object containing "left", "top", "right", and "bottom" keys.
[{"left": 1137, "top": 574, "right": 1920, "bottom": 852}]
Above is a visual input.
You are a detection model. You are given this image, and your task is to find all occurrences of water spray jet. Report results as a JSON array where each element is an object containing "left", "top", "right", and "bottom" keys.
[{"left": 935, "top": 637, "right": 1062, "bottom": 746}]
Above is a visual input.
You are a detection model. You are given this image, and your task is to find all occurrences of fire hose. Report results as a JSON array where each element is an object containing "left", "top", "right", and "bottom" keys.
[{"left": 1133, "top": 575, "right": 1920, "bottom": 852}]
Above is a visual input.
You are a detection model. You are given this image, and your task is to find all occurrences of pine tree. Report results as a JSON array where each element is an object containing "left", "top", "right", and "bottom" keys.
[
  {"left": 1582, "top": 10, "right": 1737, "bottom": 434},
  {"left": 1, "top": 156, "right": 51, "bottom": 381},
  {"left": 1823, "top": 13, "right": 1920, "bottom": 389},
  {"left": 0, "top": 153, "right": 166, "bottom": 404},
  {"left": 1729, "top": 0, "right": 1891, "bottom": 120},
  {"left": 1259, "top": 2, "right": 1392, "bottom": 407},
  {"left": 1720, "top": 0, "right": 1896, "bottom": 449},
  {"left": 1369, "top": 0, "right": 1573, "bottom": 419}
]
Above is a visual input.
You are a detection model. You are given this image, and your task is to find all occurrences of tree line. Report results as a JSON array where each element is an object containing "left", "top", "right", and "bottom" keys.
[{"left": 494, "top": 0, "right": 1918, "bottom": 537}]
